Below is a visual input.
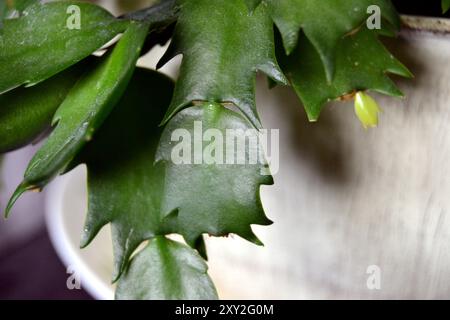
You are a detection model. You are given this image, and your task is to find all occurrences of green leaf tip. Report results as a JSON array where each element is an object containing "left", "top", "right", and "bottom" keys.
[
  {"left": 193, "top": 236, "right": 208, "bottom": 261},
  {"left": 5, "top": 182, "right": 35, "bottom": 218},
  {"left": 443, "top": 0, "right": 450, "bottom": 13}
]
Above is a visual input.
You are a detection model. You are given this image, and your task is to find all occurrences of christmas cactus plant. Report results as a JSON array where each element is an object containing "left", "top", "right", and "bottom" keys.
[{"left": 0, "top": 0, "right": 415, "bottom": 299}]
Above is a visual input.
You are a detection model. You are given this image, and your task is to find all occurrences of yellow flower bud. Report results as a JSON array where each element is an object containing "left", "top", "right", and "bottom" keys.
[{"left": 354, "top": 91, "right": 381, "bottom": 129}]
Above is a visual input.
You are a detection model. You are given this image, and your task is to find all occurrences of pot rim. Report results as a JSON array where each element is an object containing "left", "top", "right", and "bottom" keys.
[{"left": 400, "top": 15, "right": 450, "bottom": 37}]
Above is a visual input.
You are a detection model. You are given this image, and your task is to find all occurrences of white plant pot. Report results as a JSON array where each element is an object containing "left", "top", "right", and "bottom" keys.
[{"left": 45, "top": 18, "right": 450, "bottom": 299}]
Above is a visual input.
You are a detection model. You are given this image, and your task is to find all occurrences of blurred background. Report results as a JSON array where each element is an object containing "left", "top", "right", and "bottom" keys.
[
  {"left": 1, "top": 1, "right": 449, "bottom": 300},
  {"left": 0, "top": 147, "right": 91, "bottom": 299}
]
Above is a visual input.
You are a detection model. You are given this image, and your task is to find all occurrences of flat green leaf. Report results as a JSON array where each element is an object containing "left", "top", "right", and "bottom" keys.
[
  {"left": 6, "top": 22, "right": 149, "bottom": 216},
  {"left": 279, "top": 28, "right": 412, "bottom": 121},
  {"left": 156, "top": 102, "right": 273, "bottom": 246},
  {"left": 116, "top": 237, "right": 218, "bottom": 300},
  {"left": 74, "top": 68, "right": 175, "bottom": 281},
  {"left": 266, "top": 0, "right": 399, "bottom": 80},
  {"left": 0, "top": 1, "right": 129, "bottom": 93},
  {"left": 0, "top": 61, "right": 87, "bottom": 153},
  {"left": 158, "top": 0, "right": 287, "bottom": 128},
  {"left": 443, "top": 0, "right": 450, "bottom": 13}
]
